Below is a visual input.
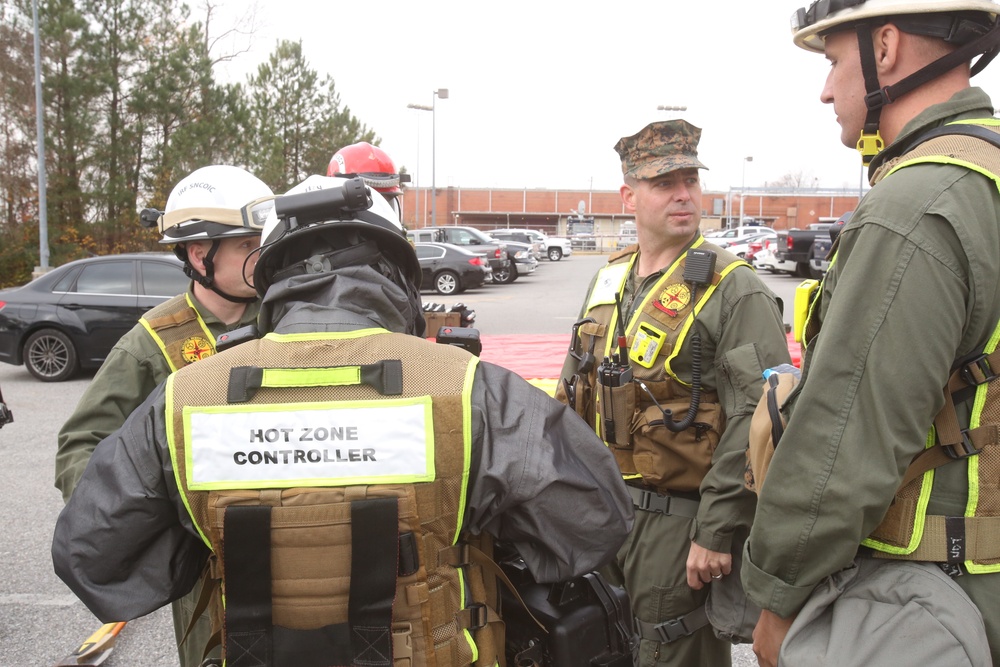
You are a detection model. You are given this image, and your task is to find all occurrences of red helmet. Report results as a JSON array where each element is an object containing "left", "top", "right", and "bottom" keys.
[{"left": 327, "top": 142, "right": 402, "bottom": 197}]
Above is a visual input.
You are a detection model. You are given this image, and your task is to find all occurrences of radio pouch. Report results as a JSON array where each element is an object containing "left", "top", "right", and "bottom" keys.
[{"left": 596, "top": 373, "right": 636, "bottom": 447}]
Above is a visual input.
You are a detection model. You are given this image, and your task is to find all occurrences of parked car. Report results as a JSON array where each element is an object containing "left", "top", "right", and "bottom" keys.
[
  {"left": 407, "top": 226, "right": 510, "bottom": 278},
  {"left": 494, "top": 239, "right": 538, "bottom": 284},
  {"left": 0, "top": 253, "right": 189, "bottom": 382},
  {"left": 715, "top": 232, "right": 776, "bottom": 259},
  {"left": 489, "top": 228, "right": 573, "bottom": 261},
  {"left": 707, "top": 225, "right": 777, "bottom": 242},
  {"left": 753, "top": 242, "right": 799, "bottom": 275},
  {"left": 414, "top": 242, "right": 491, "bottom": 295},
  {"left": 487, "top": 229, "right": 543, "bottom": 260}
]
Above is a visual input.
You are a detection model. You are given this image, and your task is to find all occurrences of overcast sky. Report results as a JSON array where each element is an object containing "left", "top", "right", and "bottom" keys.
[{"left": 213, "top": 0, "right": 1000, "bottom": 199}]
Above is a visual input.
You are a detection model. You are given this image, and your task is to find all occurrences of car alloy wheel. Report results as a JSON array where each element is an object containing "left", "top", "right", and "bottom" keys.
[
  {"left": 492, "top": 263, "right": 518, "bottom": 284},
  {"left": 24, "top": 328, "right": 79, "bottom": 382},
  {"left": 547, "top": 247, "right": 563, "bottom": 261},
  {"left": 434, "top": 270, "right": 461, "bottom": 295}
]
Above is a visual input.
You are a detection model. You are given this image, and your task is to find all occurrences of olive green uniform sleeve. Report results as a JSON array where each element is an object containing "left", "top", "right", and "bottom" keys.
[
  {"left": 690, "top": 266, "right": 790, "bottom": 552},
  {"left": 743, "top": 160, "right": 1000, "bottom": 616},
  {"left": 55, "top": 290, "right": 259, "bottom": 502},
  {"left": 55, "top": 323, "right": 173, "bottom": 502}
]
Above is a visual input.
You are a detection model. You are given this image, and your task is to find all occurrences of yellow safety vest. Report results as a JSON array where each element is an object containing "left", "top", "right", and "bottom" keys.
[
  {"left": 140, "top": 293, "right": 216, "bottom": 371},
  {"left": 573, "top": 238, "right": 749, "bottom": 493}
]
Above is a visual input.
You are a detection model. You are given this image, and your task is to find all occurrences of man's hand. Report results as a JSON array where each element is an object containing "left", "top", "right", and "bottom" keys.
[
  {"left": 685, "top": 541, "right": 732, "bottom": 590},
  {"left": 752, "top": 609, "right": 795, "bottom": 667}
]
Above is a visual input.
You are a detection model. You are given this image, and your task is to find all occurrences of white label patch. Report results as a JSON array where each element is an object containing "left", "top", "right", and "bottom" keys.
[{"left": 185, "top": 399, "right": 433, "bottom": 490}]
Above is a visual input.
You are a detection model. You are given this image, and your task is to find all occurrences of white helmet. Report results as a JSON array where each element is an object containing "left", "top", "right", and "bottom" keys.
[
  {"left": 156, "top": 165, "right": 274, "bottom": 244},
  {"left": 792, "top": 0, "right": 999, "bottom": 52},
  {"left": 790, "top": 0, "right": 1000, "bottom": 165},
  {"left": 254, "top": 175, "right": 421, "bottom": 297}
]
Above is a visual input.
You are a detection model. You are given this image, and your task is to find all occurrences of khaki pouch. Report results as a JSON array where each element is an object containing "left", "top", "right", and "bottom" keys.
[
  {"left": 632, "top": 399, "right": 723, "bottom": 493},
  {"left": 745, "top": 372, "right": 799, "bottom": 493},
  {"left": 597, "top": 379, "right": 636, "bottom": 447}
]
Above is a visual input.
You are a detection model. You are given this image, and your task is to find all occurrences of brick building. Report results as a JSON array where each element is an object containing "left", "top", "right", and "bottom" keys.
[{"left": 399, "top": 185, "right": 861, "bottom": 250}]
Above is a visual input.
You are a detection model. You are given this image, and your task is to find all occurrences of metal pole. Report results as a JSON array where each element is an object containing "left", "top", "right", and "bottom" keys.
[
  {"left": 431, "top": 93, "right": 436, "bottom": 226},
  {"left": 740, "top": 156, "right": 752, "bottom": 224},
  {"left": 32, "top": 0, "right": 49, "bottom": 270}
]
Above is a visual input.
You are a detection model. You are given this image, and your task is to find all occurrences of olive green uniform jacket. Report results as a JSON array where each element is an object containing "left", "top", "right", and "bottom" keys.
[
  {"left": 55, "top": 286, "right": 259, "bottom": 501},
  {"left": 743, "top": 88, "right": 1000, "bottom": 648}
]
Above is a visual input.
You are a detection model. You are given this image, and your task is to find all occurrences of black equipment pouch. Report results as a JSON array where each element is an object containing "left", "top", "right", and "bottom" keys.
[{"left": 499, "top": 548, "right": 638, "bottom": 667}]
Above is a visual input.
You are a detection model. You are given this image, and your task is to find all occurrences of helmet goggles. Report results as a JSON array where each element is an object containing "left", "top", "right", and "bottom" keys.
[{"left": 158, "top": 195, "right": 276, "bottom": 237}]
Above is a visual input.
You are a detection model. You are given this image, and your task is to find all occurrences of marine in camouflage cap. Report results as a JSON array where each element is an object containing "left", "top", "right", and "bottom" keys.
[{"left": 614, "top": 119, "right": 708, "bottom": 180}]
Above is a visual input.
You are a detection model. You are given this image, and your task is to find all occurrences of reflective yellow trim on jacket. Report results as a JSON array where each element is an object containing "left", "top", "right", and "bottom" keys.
[
  {"left": 261, "top": 366, "right": 363, "bottom": 388},
  {"left": 860, "top": 428, "right": 937, "bottom": 555},
  {"left": 165, "top": 373, "right": 213, "bottom": 550},
  {"left": 594, "top": 237, "right": 748, "bottom": 386},
  {"left": 660, "top": 260, "right": 746, "bottom": 386},
  {"left": 965, "top": 314, "right": 1000, "bottom": 573},
  {"left": 140, "top": 293, "right": 213, "bottom": 373},
  {"left": 456, "top": 357, "right": 478, "bottom": 544},
  {"left": 458, "top": 567, "right": 479, "bottom": 663}
]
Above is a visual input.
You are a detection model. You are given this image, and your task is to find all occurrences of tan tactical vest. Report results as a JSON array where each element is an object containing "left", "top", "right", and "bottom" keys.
[
  {"left": 165, "top": 328, "right": 502, "bottom": 667},
  {"left": 857, "top": 121, "right": 1000, "bottom": 572},
  {"left": 140, "top": 292, "right": 216, "bottom": 372},
  {"left": 569, "top": 239, "right": 748, "bottom": 493}
]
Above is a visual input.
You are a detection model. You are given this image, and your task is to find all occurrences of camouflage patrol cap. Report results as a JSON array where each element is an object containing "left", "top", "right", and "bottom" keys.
[{"left": 614, "top": 119, "right": 708, "bottom": 179}]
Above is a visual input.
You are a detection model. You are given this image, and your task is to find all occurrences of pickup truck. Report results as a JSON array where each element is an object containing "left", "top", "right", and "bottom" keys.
[
  {"left": 489, "top": 228, "right": 573, "bottom": 261},
  {"left": 808, "top": 212, "right": 852, "bottom": 279},
  {"left": 776, "top": 223, "right": 834, "bottom": 278}
]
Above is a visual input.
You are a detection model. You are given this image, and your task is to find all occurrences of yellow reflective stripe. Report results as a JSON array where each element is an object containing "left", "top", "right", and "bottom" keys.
[
  {"left": 165, "top": 374, "right": 213, "bottom": 550},
  {"left": 964, "top": 310, "right": 1000, "bottom": 572},
  {"left": 863, "top": 429, "right": 937, "bottom": 555},
  {"left": 662, "top": 258, "right": 748, "bottom": 385},
  {"left": 261, "top": 367, "right": 361, "bottom": 388},
  {"left": 454, "top": 356, "right": 479, "bottom": 544},
  {"left": 585, "top": 261, "right": 633, "bottom": 313},
  {"left": 263, "top": 327, "right": 389, "bottom": 342},
  {"left": 139, "top": 318, "right": 176, "bottom": 372},
  {"left": 139, "top": 293, "right": 214, "bottom": 373},
  {"left": 457, "top": 567, "right": 479, "bottom": 663},
  {"left": 886, "top": 156, "right": 1000, "bottom": 196}
]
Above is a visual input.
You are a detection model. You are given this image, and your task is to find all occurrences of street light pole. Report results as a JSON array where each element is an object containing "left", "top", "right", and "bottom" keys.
[
  {"left": 431, "top": 88, "right": 448, "bottom": 225},
  {"left": 740, "top": 156, "right": 753, "bottom": 224},
  {"left": 32, "top": 0, "right": 49, "bottom": 272},
  {"left": 409, "top": 90, "right": 449, "bottom": 226},
  {"left": 406, "top": 103, "right": 432, "bottom": 226}
]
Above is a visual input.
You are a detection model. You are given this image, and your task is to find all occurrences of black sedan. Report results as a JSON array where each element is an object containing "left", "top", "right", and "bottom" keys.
[
  {"left": 0, "top": 253, "right": 189, "bottom": 381},
  {"left": 414, "top": 242, "right": 492, "bottom": 295}
]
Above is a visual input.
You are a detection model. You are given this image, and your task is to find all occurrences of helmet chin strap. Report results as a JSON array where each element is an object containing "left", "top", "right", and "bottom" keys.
[
  {"left": 183, "top": 239, "right": 257, "bottom": 304},
  {"left": 855, "top": 19, "right": 1000, "bottom": 167}
]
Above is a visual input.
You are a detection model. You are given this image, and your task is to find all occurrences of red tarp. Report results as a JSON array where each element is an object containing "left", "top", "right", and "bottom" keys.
[{"left": 471, "top": 332, "right": 802, "bottom": 383}]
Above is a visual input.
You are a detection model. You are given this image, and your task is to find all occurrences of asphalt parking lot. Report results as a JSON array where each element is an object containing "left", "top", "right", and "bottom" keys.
[{"left": 0, "top": 251, "right": 802, "bottom": 665}]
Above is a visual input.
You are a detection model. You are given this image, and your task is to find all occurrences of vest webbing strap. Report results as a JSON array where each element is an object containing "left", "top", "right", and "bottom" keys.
[
  {"left": 898, "top": 353, "right": 1000, "bottom": 490},
  {"left": 348, "top": 497, "right": 398, "bottom": 667},
  {"left": 227, "top": 360, "right": 404, "bottom": 403},
  {"left": 224, "top": 506, "right": 274, "bottom": 667},
  {"left": 874, "top": 515, "right": 1000, "bottom": 563},
  {"left": 635, "top": 604, "right": 710, "bottom": 643}
]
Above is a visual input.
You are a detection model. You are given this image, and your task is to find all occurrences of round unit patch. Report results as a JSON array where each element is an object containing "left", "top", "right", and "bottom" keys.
[
  {"left": 181, "top": 336, "right": 215, "bottom": 364},
  {"left": 655, "top": 283, "right": 691, "bottom": 317}
]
